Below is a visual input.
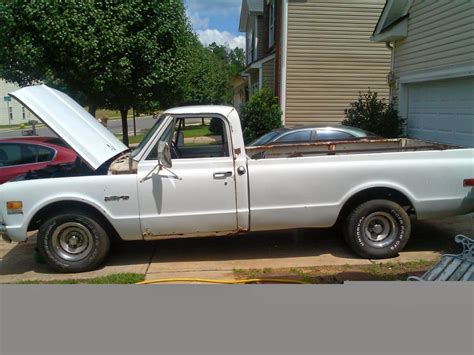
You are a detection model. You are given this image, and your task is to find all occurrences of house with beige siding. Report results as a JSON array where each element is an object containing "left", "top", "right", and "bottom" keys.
[
  {"left": 237, "top": 0, "right": 391, "bottom": 126},
  {"left": 0, "top": 79, "right": 33, "bottom": 126},
  {"left": 371, "top": 0, "right": 474, "bottom": 147}
]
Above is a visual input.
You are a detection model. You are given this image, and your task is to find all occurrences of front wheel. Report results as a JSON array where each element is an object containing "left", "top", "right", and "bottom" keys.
[
  {"left": 344, "top": 199, "right": 411, "bottom": 259},
  {"left": 37, "top": 211, "right": 110, "bottom": 273}
]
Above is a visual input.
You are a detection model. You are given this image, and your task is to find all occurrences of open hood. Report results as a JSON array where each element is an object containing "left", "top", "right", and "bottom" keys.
[{"left": 9, "top": 85, "right": 128, "bottom": 170}]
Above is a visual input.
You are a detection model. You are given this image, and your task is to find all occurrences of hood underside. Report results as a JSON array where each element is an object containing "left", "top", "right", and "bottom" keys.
[{"left": 9, "top": 85, "right": 128, "bottom": 170}]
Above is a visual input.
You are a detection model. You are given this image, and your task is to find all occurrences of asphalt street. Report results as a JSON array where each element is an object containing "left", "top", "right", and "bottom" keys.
[{"left": 0, "top": 116, "right": 156, "bottom": 139}]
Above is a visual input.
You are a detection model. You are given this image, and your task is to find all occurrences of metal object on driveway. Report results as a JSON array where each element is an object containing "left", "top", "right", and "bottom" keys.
[{"left": 408, "top": 235, "right": 474, "bottom": 281}]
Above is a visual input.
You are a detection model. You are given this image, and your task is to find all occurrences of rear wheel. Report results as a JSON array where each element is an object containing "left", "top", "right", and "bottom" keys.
[
  {"left": 344, "top": 199, "right": 411, "bottom": 259},
  {"left": 37, "top": 211, "right": 110, "bottom": 273}
]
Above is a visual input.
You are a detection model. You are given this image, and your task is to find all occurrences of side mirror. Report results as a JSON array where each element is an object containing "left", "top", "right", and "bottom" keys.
[{"left": 157, "top": 141, "right": 172, "bottom": 169}]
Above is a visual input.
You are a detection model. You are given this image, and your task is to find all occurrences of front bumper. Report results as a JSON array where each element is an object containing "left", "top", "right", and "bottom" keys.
[
  {"left": 0, "top": 224, "right": 28, "bottom": 243},
  {"left": 0, "top": 224, "right": 11, "bottom": 242}
]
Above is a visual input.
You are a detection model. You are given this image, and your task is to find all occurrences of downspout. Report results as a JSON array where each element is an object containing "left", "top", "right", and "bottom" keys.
[
  {"left": 280, "top": 0, "right": 288, "bottom": 126},
  {"left": 241, "top": 72, "right": 251, "bottom": 101},
  {"left": 385, "top": 42, "right": 394, "bottom": 102}
]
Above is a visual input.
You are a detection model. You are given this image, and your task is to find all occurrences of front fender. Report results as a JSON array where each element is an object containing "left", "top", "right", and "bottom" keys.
[{"left": 1, "top": 175, "right": 142, "bottom": 241}]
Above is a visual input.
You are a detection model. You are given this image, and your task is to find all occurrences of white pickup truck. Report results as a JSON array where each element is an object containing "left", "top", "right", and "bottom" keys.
[{"left": 1, "top": 85, "right": 473, "bottom": 272}]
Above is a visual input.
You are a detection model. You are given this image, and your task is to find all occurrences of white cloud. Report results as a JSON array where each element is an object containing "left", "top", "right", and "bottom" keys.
[
  {"left": 186, "top": 11, "right": 209, "bottom": 30},
  {"left": 196, "top": 29, "right": 245, "bottom": 49},
  {"left": 184, "top": 0, "right": 244, "bottom": 49}
]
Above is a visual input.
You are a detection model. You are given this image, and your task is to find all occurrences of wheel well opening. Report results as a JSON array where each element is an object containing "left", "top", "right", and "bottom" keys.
[
  {"left": 27, "top": 201, "right": 121, "bottom": 241},
  {"left": 338, "top": 187, "right": 415, "bottom": 221}
]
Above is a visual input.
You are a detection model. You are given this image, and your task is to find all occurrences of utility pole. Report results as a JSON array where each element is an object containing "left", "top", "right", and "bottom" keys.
[{"left": 133, "top": 108, "right": 137, "bottom": 136}]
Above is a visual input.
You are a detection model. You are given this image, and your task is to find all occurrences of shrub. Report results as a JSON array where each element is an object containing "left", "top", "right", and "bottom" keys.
[
  {"left": 209, "top": 117, "right": 223, "bottom": 135},
  {"left": 342, "top": 90, "right": 405, "bottom": 138},
  {"left": 240, "top": 88, "right": 282, "bottom": 143}
]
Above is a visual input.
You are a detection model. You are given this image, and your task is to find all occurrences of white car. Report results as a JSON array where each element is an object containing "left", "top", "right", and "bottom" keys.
[{"left": 1, "top": 85, "right": 473, "bottom": 272}]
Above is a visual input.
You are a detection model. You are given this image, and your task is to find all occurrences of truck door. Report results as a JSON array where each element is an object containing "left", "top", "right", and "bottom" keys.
[{"left": 136, "top": 116, "right": 238, "bottom": 237}]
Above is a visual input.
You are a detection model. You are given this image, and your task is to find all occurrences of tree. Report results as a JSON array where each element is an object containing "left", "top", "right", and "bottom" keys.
[
  {"left": 228, "top": 47, "right": 245, "bottom": 76},
  {"left": 342, "top": 90, "right": 405, "bottom": 138},
  {"left": 182, "top": 39, "right": 230, "bottom": 105},
  {"left": 208, "top": 42, "right": 230, "bottom": 64},
  {"left": 182, "top": 42, "right": 246, "bottom": 106},
  {"left": 0, "top": 0, "right": 194, "bottom": 146}
]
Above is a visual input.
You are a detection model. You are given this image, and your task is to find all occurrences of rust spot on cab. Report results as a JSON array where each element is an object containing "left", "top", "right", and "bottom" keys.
[{"left": 142, "top": 229, "right": 153, "bottom": 238}]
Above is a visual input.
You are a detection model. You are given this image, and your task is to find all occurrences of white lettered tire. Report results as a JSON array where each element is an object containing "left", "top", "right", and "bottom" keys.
[
  {"left": 37, "top": 211, "right": 110, "bottom": 273},
  {"left": 344, "top": 199, "right": 411, "bottom": 259}
]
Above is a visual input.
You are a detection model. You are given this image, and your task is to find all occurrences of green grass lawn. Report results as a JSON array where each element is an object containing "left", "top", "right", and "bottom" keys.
[
  {"left": 0, "top": 122, "right": 37, "bottom": 129},
  {"left": 116, "top": 125, "right": 212, "bottom": 145},
  {"left": 183, "top": 124, "right": 212, "bottom": 138},
  {"left": 234, "top": 260, "right": 437, "bottom": 283},
  {"left": 127, "top": 134, "right": 145, "bottom": 144},
  {"left": 116, "top": 133, "right": 145, "bottom": 145},
  {"left": 15, "top": 273, "right": 145, "bottom": 284},
  {"left": 95, "top": 109, "right": 133, "bottom": 120}
]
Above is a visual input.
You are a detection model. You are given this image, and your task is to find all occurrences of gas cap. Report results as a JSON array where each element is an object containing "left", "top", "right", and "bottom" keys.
[{"left": 237, "top": 166, "right": 246, "bottom": 175}]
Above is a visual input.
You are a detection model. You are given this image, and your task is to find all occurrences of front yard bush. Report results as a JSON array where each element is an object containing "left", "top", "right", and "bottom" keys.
[
  {"left": 342, "top": 90, "right": 405, "bottom": 138},
  {"left": 240, "top": 88, "right": 282, "bottom": 143},
  {"left": 209, "top": 117, "right": 224, "bottom": 135}
]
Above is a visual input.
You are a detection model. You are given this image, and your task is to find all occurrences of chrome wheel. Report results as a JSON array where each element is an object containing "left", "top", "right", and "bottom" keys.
[
  {"left": 362, "top": 212, "right": 398, "bottom": 248},
  {"left": 51, "top": 222, "right": 94, "bottom": 261}
]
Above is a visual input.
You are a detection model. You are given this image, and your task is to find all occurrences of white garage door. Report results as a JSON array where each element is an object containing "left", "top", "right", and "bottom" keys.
[{"left": 407, "top": 77, "right": 474, "bottom": 147}]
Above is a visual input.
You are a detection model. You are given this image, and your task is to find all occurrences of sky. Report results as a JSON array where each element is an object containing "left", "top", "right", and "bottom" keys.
[{"left": 184, "top": 0, "right": 245, "bottom": 49}]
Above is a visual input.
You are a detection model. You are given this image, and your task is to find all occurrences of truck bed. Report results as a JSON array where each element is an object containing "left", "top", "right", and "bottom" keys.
[{"left": 246, "top": 138, "right": 460, "bottom": 159}]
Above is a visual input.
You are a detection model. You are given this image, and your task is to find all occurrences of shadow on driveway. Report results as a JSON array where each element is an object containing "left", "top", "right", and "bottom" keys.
[{"left": 1, "top": 214, "right": 471, "bottom": 282}]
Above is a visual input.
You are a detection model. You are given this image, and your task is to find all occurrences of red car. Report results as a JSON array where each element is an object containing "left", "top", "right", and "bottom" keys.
[{"left": 0, "top": 137, "right": 77, "bottom": 184}]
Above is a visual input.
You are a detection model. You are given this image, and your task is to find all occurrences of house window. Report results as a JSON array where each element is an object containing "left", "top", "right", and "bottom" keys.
[
  {"left": 22, "top": 107, "right": 26, "bottom": 120},
  {"left": 8, "top": 106, "right": 13, "bottom": 122},
  {"left": 269, "top": 0, "right": 275, "bottom": 48},
  {"left": 247, "top": 28, "right": 254, "bottom": 65}
]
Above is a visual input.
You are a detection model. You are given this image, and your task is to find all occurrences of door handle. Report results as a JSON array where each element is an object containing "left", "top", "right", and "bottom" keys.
[{"left": 213, "top": 171, "right": 233, "bottom": 179}]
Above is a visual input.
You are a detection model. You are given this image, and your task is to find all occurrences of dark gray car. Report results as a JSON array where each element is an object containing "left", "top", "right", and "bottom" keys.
[{"left": 248, "top": 125, "right": 380, "bottom": 146}]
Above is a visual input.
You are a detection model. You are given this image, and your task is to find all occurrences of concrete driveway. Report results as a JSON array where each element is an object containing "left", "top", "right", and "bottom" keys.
[{"left": 1, "top": 214, "right": 472, "bottom": 283}]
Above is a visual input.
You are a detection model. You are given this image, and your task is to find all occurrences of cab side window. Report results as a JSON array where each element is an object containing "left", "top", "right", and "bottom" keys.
[{"left": 147, "top": 117, "right": 230, "bottom": 160}]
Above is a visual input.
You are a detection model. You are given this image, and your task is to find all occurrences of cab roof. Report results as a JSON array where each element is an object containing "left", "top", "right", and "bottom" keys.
[{"left": 164, "top": 105, "right": 235, "bottom": 117}]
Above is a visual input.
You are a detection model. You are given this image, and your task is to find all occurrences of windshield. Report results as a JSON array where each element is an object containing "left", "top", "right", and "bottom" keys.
[
  {"left": 130, "top": 114, "right": 167, "bottom": 159},
  {"left": 248, "top": 131, "right": 281, "bottom": 146}
]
